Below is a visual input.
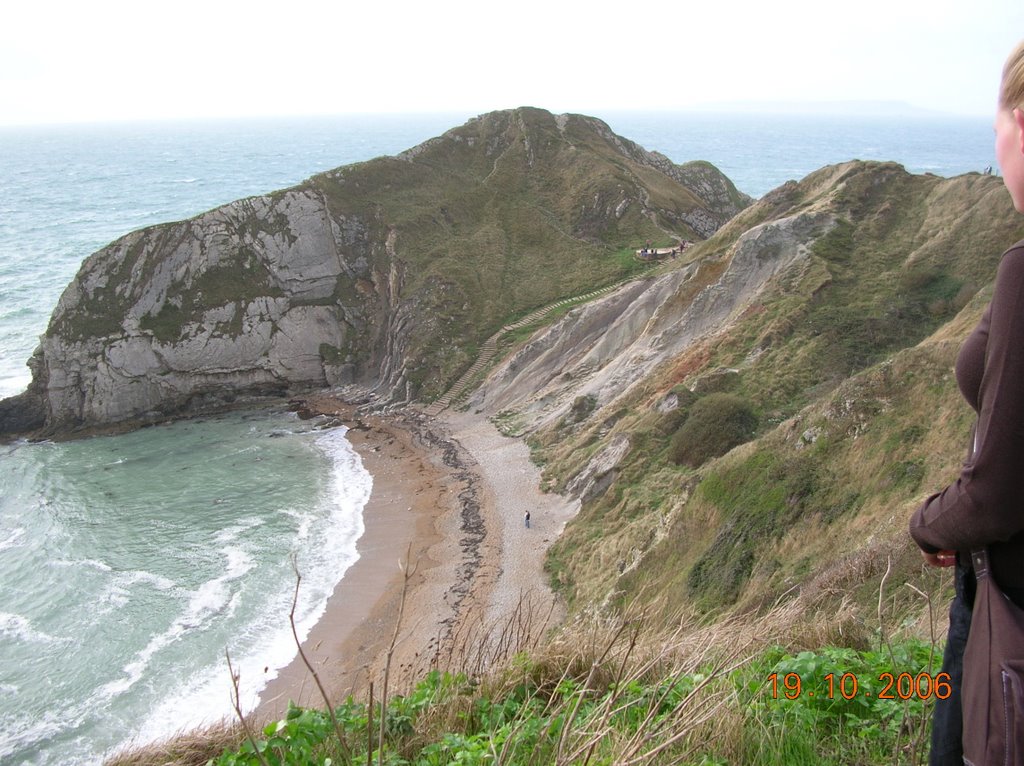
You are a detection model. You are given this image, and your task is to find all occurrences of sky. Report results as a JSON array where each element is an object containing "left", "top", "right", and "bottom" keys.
[{"left": 1, "top": 0, "right": 1022, "bottom": 126}]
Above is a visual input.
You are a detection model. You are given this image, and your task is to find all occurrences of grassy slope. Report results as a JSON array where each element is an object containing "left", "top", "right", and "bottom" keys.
[
  {"left": 536, "top": 162, "right": 1024, "bottom": 639},
  {"left": 307, "top": 108, "right": 743, "bottom": 397}
]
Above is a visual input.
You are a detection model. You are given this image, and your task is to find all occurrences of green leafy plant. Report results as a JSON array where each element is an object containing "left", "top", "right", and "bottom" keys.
[
  {"left": 734, "top": 640, "right": 938, "bottom": 764},
  {"left": 668, "top": 393, "right": 758, "bottom": 467}
]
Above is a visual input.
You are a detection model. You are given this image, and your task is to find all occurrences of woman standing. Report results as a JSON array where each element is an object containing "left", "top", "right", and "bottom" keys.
[{"left": 909, "top": 39, "right": 1024, "bottom": 766}]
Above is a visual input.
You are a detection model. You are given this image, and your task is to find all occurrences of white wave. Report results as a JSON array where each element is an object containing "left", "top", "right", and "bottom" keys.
[
  {"left": 100, "top": 569, "right": 177, "bottom": 609},
  {"left": 247, "top": 426, "right": 371, "bottom": 691},
  {"left": 0, "top": 371, "right": 30, "bottom": 399},
  {"left": 273, "top": 426, "right": 371, "bottom": 636},
  {"left": 181, "top": 549, "right": 252, "bottom": 630},
  {"left": 0, "top": 683, "right": 17, "bottom": 696},
  {"left": 97, "top": 546, "right": 254, "bottom": 701},
  {"left": 279, "top": 506, "right": 315, "bottom": 541},
  {"left": 214, "top": 517, "right": 265, "bottom": 545},
  {"left": 0, "top": 612, "right": 65, "bottom": 645},
  {"left": 101, "top": 583, "right": 130, "bottom": 609},
  {"left": 130, "top": 426, "right": 373, "bottom": 745},
  {"left": 120, "top": 570, "right": 176, "bottom": 591},
  {"left": 0, "top": 527, "right": 25, "bottom": 551},
  {"left": 0, "top": 707, "right": 71, "bottom": 761}
]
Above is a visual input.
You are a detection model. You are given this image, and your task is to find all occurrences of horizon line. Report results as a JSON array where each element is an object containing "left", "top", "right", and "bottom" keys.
[{"left": 0, "top": 101, "right": 991, "bottom": 130}]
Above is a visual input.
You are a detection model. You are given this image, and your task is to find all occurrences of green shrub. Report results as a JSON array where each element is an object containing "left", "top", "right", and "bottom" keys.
[
  {"left": 564, "top": 394, "right": 597, "bottom": 425},
  {"left": 686, "top": 449, "right": 843, "bottom": 609},
  {"left": 657, "top": 407, "right": 688, "bottom": 436},
  {"left": 809, "top": 218, "right": 854, "bottom": 263},
  {"left": 668, "top": 393, "right": 758, "bottom": 467}
]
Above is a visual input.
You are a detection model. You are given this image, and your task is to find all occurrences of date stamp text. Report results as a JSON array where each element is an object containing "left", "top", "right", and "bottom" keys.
[{"left": 767, "top": 671, "right": 952, "bottom": 701}]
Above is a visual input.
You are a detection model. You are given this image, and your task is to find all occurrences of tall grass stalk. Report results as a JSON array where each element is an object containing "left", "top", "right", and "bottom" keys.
[
  {"left": 287, "top": 556, "right": 352, "bottom": 762},
  {"left": 225, "top": 650, "right": 271, "bottom": 766}
]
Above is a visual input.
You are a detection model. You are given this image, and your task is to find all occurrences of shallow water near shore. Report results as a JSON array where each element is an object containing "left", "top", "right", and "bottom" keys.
[{"left": 0, "top": 410, "right": 371, "bottom": 765}]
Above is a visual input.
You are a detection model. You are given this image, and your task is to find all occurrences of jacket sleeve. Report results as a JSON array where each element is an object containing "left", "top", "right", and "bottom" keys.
[{"left": 910, "top": 245, "right": 1024, "bottom": 552}]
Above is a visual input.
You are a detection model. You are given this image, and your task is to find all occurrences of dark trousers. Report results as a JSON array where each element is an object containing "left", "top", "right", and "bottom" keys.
[{"left": 930, "top": 560, "right": 975, "bottom": 766}]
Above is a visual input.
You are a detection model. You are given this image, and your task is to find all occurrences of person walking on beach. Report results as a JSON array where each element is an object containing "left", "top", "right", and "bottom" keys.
[
  {"left": 524, "top": 510, "right": 530, "bottom": 529},
  {"left": 909, "top": 38, "right": 1024, "bottom": 766}
]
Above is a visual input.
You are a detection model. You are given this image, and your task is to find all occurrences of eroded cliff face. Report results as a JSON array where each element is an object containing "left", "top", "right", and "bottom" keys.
[
  {"left": 1, "top": 108, "right": 750, "bottom": 436},
  {"left": 29, "top": 189, "right": 400, "bottom": 429},
  {"left": 466, "top": 162, "right": 1024, "bottom": 448},
  {"left": 465, "top": 210, "right": 835, "bottom": 427}
]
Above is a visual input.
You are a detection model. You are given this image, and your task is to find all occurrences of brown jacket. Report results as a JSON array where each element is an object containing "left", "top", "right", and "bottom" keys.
[{"left": 910, "top": 240, "right": 1024, "bottom": 589}]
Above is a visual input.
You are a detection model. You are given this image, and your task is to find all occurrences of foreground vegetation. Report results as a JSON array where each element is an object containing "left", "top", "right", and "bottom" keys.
[
  {"left": 112, "top": 566, "right": 950, "bottom": 766},
  {"left": 197, "top": 639, "right": 938, "bottom": 766}
]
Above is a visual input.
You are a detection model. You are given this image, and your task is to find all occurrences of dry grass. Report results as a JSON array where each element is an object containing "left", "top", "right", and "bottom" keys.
[
  {"left": 104, "top": 720, "right": 244, "bottom": 766},
  {"left": 434, "top": 590, "right": 558, "bottom": 681}
]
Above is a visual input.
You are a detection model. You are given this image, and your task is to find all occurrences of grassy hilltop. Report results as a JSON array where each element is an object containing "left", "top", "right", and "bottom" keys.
[{"left": 306, "top": 106, "right": 749, "bottom": 397}]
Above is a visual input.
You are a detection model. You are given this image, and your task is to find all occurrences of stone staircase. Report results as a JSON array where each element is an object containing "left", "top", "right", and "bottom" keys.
[{"left": 424, "top": 282, "right": 622, "bottom": 417}]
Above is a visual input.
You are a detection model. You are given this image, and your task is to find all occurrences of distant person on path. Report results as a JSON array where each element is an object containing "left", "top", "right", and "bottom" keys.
[
  {"left": 524, "top": 510, "right": 530, "bottom": 529},
  {"left": 908, "top": 38, "right": 1024, "bottom": 766}
]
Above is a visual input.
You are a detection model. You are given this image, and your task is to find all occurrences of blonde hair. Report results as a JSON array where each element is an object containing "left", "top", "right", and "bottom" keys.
[{"left": 1001, "top": 40, "right": 1024, "bottom": 110}]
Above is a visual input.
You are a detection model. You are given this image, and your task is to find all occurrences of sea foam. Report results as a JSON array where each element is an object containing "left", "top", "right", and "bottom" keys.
[
  {"left": 128, "top": 425, "right": 371, "bottom": 745},
  {"left": 0, "top": 612, "right": 66, "bottom": 646}
]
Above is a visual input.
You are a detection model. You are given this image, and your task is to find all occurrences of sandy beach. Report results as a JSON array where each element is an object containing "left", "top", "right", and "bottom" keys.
[{"left": 255, "top": 400, "right": 579, "bottom": 723}]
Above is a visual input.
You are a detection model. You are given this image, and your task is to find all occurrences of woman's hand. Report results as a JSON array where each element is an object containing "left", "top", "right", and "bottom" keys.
[{"left": 922, "top": 549, "right": 957, "bottom": 567}]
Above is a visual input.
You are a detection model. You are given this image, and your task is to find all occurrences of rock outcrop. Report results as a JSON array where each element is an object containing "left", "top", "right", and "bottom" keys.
[{"left": 31, "top": 191, "right": 376, "bottom": 429}]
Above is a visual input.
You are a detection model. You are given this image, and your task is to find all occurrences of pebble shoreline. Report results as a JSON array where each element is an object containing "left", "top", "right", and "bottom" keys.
[{"left": 255, "top": 397, "right": 579, "bottom": 721}]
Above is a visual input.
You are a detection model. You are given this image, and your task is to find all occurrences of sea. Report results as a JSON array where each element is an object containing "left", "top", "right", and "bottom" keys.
[{"left": 0, "top": 110, "right": 998, "bottom": 764}]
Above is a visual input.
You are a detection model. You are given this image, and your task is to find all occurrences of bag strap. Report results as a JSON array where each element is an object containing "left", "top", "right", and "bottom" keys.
[{"left": 971, "top": 547, "right": 991, "bottom": 579}]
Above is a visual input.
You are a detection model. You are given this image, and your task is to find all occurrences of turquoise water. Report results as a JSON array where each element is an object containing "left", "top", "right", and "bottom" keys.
[
  {"left": 0, "top": 114, "right": 467, "bottom": 765},
  {"left": 0, "top": 111, "right": 998, "bottom": 764},
  {"left": 0, "top": 411, "right": 370, "bottom": 764}
]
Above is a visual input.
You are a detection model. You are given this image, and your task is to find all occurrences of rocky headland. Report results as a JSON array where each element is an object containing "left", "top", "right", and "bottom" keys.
[{"left": 0, "top": 107, "right": 748, "bottom": 439}]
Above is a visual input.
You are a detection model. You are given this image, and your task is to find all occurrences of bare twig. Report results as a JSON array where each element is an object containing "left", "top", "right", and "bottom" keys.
[
  {"left": 378, "top": 544, "right": 418, "bottom": 766},
  {"left": 226, "top": 650, "right": 272, "bottom": 766},
  {"left": 575, "top": 619, "right": 643, "bottom": 766},
  {"left": 288, "top": 555, "right": 351, "bottom": 762},
  {"left": 877, "top": 555, "right": 895, "bottom": 661},
  {"left": 905, "top": 580, "right": 939, "bottom": 766},
  {"left": 367, "top": 681, "right": 374, "bottom": 766},
  {"left": 555, "top": 618, "right": 633, "bottom": 763},
  {"left": 617, "top": 654, "right": 751, "bottom": 766}
]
